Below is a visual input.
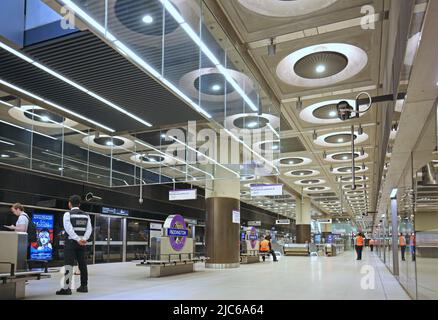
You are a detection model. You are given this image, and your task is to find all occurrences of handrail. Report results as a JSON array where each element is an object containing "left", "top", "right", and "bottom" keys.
[{"left": 0, "top": 262, "right": 15, "bottom": 276}]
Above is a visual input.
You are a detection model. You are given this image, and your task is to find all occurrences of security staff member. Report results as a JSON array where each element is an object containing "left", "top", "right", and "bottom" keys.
[
  {"left": 56, "top": 195, "right": 92, "bottom": 295},
  {"left": 355, "top": 233, "right": 364, "bottom": 260}
]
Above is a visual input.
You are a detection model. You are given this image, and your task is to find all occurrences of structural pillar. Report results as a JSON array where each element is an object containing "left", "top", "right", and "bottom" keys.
[
  {"left": 321, "top": 223, "right": 332, "bottom": 242},
  {"left": 205, "top": 177, "right": 240, "bottom": 269},
  {"left": 296, "top": 196, "right": 311, "bottom": 243}
]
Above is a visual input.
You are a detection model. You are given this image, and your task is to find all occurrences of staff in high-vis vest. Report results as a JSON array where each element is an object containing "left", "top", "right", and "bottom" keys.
[
  {"left": 56, "top": 195, "right": 92, "bottom": 295},
  {"left": 355, "top": 233, "right": 364, "bottom": 260},
  {"left": 259, "top": 235, "right": 278, "bottom": 262},
  {"left": 399, "top": 233, "right": 407, "bottom": 261}
]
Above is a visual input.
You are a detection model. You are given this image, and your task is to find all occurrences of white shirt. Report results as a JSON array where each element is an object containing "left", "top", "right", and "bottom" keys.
[
  {"left": 16, "top": 213, "right": 29, "bottom": 232},
  {"left": 63, "top": 207, "right": 92, "bottom": 241}
]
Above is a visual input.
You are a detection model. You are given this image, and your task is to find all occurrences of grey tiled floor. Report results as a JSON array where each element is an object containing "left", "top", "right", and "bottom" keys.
[{"left": 25, "top": 250, "right": 410, "bottom": 300}]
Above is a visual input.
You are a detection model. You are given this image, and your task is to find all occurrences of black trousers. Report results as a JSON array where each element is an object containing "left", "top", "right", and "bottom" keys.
[
  {"left": 64, "top": 240, "right": 88, "bottom": 287},
  {"left": 400, "top": 245, "right": 406, "bottom": 260},
  {"left": 261, "top": 250, "right": 277, "bottom": 262},
  {"left": 355, "top": 245, "right": 363, "bottom": 260},
  {"left": 370, "top": 245, "right": 374, "bottom": 252}
]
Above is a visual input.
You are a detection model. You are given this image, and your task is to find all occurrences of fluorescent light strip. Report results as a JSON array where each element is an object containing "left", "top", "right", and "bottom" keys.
[
  {"left": 168, "top": 136, "right": 240, "bottom": 178},
  {"left": 0, "top": 79, "right": 114, "bottom": 132},
  {"left": 0, "top": 100, "right": 14, "bottom": 107},
  {"left": 0, "top": 139, "right": 15, "bottom": 146},
  {"left": 58, "top": 0, "right": 212, "bottom": 120},
  {"left": 267, "top": 123, "right": 280, "bottom": 139},
  {"left": 160, "top": 0, "right": 258, "bottom": 112},
  {"left": 0, "top": 119, "right": 57, "bottom": 140},
  {"left": 0, "top": 41, "right": 152, "bottom": 128},
  {"left": 134, "top": 139, "right": 214, "bottom": 179}
]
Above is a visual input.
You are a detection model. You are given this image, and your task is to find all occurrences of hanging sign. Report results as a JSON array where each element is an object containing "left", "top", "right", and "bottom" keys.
[
  {"left": 250, "top": 184, "right": 283, "bottom": 197},
  {"left": 169, "top": 189, "right": 197, "bottom": 201},
  {"left": 276, "top": 219, "right": 291, "bottom": 225}
]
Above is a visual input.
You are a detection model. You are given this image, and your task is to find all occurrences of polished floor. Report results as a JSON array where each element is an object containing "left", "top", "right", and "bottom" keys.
[{"left": 25, "top": 249, "right": 410, "bottom": 300}]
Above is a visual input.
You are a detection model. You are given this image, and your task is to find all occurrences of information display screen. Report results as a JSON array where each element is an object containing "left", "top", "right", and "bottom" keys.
[{"left": 30, "top": 213, "right": 54, "bottom": 260}]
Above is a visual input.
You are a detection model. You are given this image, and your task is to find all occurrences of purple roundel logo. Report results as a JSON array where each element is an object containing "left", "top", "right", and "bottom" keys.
[
  {"left": 249, "top": 227, "right": 258, "bottom": 249},
  {"left": 166, "top": 214, "right": 187, "bottom": 251}
]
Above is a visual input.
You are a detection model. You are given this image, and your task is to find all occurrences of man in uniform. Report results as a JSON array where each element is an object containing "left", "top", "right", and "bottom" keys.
[{"left": 56, "top": 195, "right": 92, "bottom": 295}]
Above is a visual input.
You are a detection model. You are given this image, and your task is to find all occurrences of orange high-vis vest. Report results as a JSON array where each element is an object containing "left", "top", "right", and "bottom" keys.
[
  {"left": 356, "top": 236, "right": 364, "bottom": 246},
  {"left": 399, "top": 236, "right": 406, "bottom": 246},
  {"left": 260, "top": 239, "right": 270, "bottom": 252}
]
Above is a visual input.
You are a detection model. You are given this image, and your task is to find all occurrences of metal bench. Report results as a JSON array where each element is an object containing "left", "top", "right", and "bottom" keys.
[
  {"left": 0, "top": 262, "right": 50, "bottom": 299},
  {"left": 137, "top": 254, "right": 209, "bottom": 277}
]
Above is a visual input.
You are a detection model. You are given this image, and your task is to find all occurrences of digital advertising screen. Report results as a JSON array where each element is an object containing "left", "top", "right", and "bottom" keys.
[{"left": 30, "top": 213, "right": 54, "bottom": 260}]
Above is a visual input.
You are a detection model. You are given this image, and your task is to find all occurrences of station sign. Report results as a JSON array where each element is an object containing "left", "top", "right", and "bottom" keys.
[
  {"left": 250, "top": 184, "right": 283, "bottom": 197},
  {"left": 167, "top": 228, "right": 189, "bottom": 237},
  {"left": 248, "top": 221, "right": 261, "bottom": 227},
  {"left": 276, "top": 219, "right": 291, "bottom": 225},
  {"left": 318, "top": 219, "right": 332, "bottom": 224},
  {"left": 184, "top": 218, "right": 198, "bottom": 225},
  {"left": 232, "top": 210, "right": 240, "bottom": 224},
  {"left": 169, "top": 189, "right": 197, "bottom": 201},
  {"left": 102, "top": 206, "right": 129, "bottom": 216},
  {"left": 150, "top": 223, "right": 162, "bottom": 230}
]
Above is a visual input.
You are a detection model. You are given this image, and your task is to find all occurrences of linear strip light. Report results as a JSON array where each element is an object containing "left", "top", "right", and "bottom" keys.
[
  {"left": 168, "top": 136, "right": 240, "bottom": 178},
  {"left": 267, "top": 123, "right": 280, "bottom": 139},
  {"left": 134, "top": 139, "right": 214, "bottom": 180},
  {"left": 159, "top": 0, "right": 258, "bottom": 112},
  {"left": 0, "top": 119, "right": 57, "bottom": 140},
  {"left": 0, "top": 42, "right": 152, "bottom": 128},
  {"left": 58, "top": 0, "right": 212, "bottom": 119},
  {"left": 0, "top": 79, "right": 114, "bottom": 132},
  {"left": 0, "top": 139, "right": 15, "bottom": 146}
]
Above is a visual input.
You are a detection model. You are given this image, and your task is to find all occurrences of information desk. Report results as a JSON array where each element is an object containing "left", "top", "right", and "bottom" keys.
[{"left": 283, "top": 244, "right": 309, "bottom": 256}]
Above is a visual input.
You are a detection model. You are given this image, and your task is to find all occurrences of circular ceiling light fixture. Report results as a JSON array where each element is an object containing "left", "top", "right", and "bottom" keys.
[
  {"left": 332, "top": 165, "right": 368, "bottom": 174},
  {"left": 180, "top": 67, "right": 254, "bottom": 102},
  {"left": 130, "top": 153, "right": 175, "bottom": 165},
  {"left": 304, "top": 186, "right": 331, "bottom": 192},
  {"left": 325, "top": 151, "right": 368, "bottom": 163},
  {"left": 225, "top": 113, "right": 279, "bottom": 131},
  {"left": 253, "top": 140, "right": 281, "bottom": 154},
  {"left": 342, "top": 184, "right": 366, "bottom": 190},
  {"left": 284, "top": 169, "right": 319, "bottom": 177},
  {"left": 295, "top": 179, "right": 326, "bottom": 186},
  {"left": 237, "top": 0, "right": 338, "bottom": 17},
  {"left": 299, "top": 99, "right": 370, "bottom": 124},
  {"left": 8, "top": 105, "right": 78, "bottom": 128},
  {"left": 340, "top": 176, "right": 369, "bottom": 183},
  {"left": 240, "top": 175, "right": 256, "bottom": 182},
  {"left": 313, "top": 131, "right": 368, "bottom": 148},
  {"left": 142, "top": 14, "right": 153, "bottom": 24},
  {"left": 275, "top": 157, "right": 312, "bottom": 167},
  {"left": 82, "top": 135, "right": 134, "bottom": 150},
  {"left": 276, "top": 43, "right": 368, "bottom": 87}
]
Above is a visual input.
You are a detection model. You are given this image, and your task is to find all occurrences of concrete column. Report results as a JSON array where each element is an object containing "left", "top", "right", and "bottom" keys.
[
  {"left": 296, "top": 196, "right": 311, "bottom": 243},
  {"left": 205, "top": 177, "right": 240, "bottom": 269}
]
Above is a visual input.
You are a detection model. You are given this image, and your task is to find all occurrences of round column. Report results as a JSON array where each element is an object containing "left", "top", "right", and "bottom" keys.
[
  {"left": 296, "top": 196, "right": 311, "bottom": 243},
  {"left": 205, "top": 178, "right": 240, "bottom": 269}
]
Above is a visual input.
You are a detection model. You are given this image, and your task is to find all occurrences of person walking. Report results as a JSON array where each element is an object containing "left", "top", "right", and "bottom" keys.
[
  {"left": 355, "top": 233, "right": 364, "bottom": 260},
  {"left": 399, "top": 233, "right": 407, "bottom": 261},
  {"left": 369, "top": 238, "right": 374, "bottom": 252},
  {"left": 56, "top": 195, "right": 92, "bottom": 295},
  {"left": 259, "top": 235, "right": 278, "bottom": 262}
]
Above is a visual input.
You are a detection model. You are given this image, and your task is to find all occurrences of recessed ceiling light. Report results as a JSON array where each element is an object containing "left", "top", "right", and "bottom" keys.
[
  {"left": 211, "top": 84, "right": 221, "bottom": 91},
  {"left": 1, "top": 154, "right": 10, "bottom": 158},
  {"left": 342, "top": 156, "right": 348, "bottom": 160},
  {"left": 328, "top": 111, "right": 337, "bottom": 117},
  {"left": 41, "top": 116, "right": 50, "bottom": 122},
  {"left": 315, "top": 64, "right": 326, "bottom": 73},
  {"left": 142, "top": 15, "right": 153, "bottom": 24},
  {"left": 246, "top": 121, "right": 258, "bottom": 128},
  {"left": 272, "top": 144, "right": 279, "bottom": 150},
  {"left": 106, "top": 141, "right": 114, "bottom": 146},
  {"left": 338, "top": 138, "right": 344, "bottom": 143}
]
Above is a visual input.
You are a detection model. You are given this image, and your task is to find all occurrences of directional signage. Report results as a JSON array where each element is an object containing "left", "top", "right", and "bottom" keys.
[
  {"left": 169, "top": 189, "right": 197, "bottom": 201},
  {"left": 232, "top": 210, "right": 240, "bottom": 224},
  {"left": 248, "top": 221, "right": 261, "bottom": 227},
  {"left": 167, "top": 228, "right": 189, "bottom": 237},
  {"left": 276, "top": 219, "right": 291, "bottom": 225},
  {"left": 250, "top": 184, "right": 283, "bottom": 197},
  {"left": 102, "top": 207, "right": 129, "bottom": 216}
]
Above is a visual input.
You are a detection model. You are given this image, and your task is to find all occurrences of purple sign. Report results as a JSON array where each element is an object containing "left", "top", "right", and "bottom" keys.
[
  {"left": 165, "top": 214, "right": 187, "bottom": 251},
  {"left": 249, "top": 227, "right": 258, "bottom": 249}
]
